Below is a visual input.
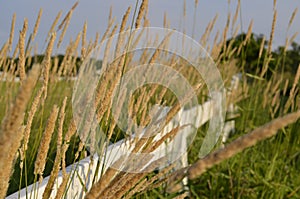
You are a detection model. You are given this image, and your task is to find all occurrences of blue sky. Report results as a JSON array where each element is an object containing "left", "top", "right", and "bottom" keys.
[{"left": 0, "top": 0, "right": 299, "bottom": 54}]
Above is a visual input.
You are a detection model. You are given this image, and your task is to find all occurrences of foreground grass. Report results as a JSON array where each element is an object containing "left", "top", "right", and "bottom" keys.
[
  {"left": 138, "top": 77, "right": 300, "bottom": 198},
  {"left": 188, "top": 101, "right": 300, "bottom": 198},
  {"left": 0, "top": 0, "right": 299, "bottom": 198}
]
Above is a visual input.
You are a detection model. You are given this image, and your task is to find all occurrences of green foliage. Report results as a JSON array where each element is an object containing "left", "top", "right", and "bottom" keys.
[
  {"left": 276, "top": 42, "right": 300, "bottom": 74},
  {"left": 223, "top": 33, "right": 300, "bottom": 82}
]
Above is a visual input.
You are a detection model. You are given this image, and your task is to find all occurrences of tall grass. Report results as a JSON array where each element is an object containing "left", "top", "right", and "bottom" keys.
[{"left": 0, "top": 0, "right": 299, "bottom": 198}]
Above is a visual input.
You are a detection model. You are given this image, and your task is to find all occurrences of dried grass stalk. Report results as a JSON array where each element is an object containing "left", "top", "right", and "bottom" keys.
[
  {"left": 99, "top": 155, "right": 159, "bottom": 198},
  {"left": 54, "top": 173, "right": 70, "bottom": 199},
  {"left": 57, "top": 11, "right": 72, "bottom": 49},
  {"left": 57, "top": 2, "right": 78, "bottom": 49},
  {"left": 288, "top": 8, "right": 298, "bottom": 31},
  {"left": 232, "top": 0, "right": 240, "bottom": 30},
  {"left": 271, "top": 78, "right": 282, "bottom": 95},
  {"left": 81, "top": 21, "right": 87, "bottom": 59},
  {"left": 267, "top": 9, "right": 277, "bottom": 57},
  {"left": 237, "top": 20, "right": 253, "bottom": 55},
  {"left": 135, "top": 0, "right": 148, "bottom": 29},
  {"left": 263, "top": 80, "right": 272, "bottom": 108},
  {"left": 98, "top": 170, "right": 128, "bottom": 198},
  {"left": 42, "top": 98, "right": 67, "bottom": 199},
  {"left": 109, "top": 157, "right": 167, "bottom": 199},
  {"left": 291, "top": 64, "right": 300, "bottom": 97},
  {"left": 63, "top": 33, "right": 81, "bottom": 76},
  {"left": 92, "top": 155, "right": 146, "bottom": 198},
  {"left": 173, "top": 192, "right": 190, "bottom": 199},
  {"left": 85, "top": 164, "right": 121, "bottom": 199},
  {"left": 42, "top": 32, "right": 56, "bottom": 101},
  {"left": 200, "top": 14, "right": 218, "bottom": 46},
  {"left": 0, "top": 66, "right": 40, "bottom": 199},
  {"left": 289, "top": 32, "right": 299, "bottom": 45},
  {"left": 46, "top": 11, "right": 62, "bottom": 42},
  {"left": 165, "top": 111, "right": 300, "bottom": 188},
  {"left": 100, "top": 17, "right": 116, "bottom": 43},
  {"left": 147, "top": 125, "right": 188, "bottom": 153},
  {"left": 258, "top": 35, "right": 266, "bottom": 60},
  {"left": 115, "top": 6, "right": 131, "bottom": 57},
  {"left": 221, "top": 12, "right": 231, "bottom": 54},
  {"left": 109, "top": 6, "right": 113, "bottom": 23},
  {"left": 165, "top": 83, "right": 202, "bottom": 124},
  {"left": 131, "top": 164, "right": 175, "bottom": 196},
  {"left": 18, "top": 18, "right": 28, "bottom": 83},
  {"left": 188, "top": 110, "right": 300, "bottom": 179},
  {"left": 106, "top": 86, "right": 127, "bottom": 141},
  {"left": 8, "top": 13, "right": 16, "bottom": 52},
  {"left": 123, "top": 178, "right": 147, "bottom": 199},
  {"left": 94, "top": 25, "right": 118, "bottom": 108},
  {"left": 285, "top": 32, "right": 298, "bottom": 52},
  {"left": 244, "top": 20, "right": 253, "bottom": 44},
  {"left": 284, "top": 64, "right": 300, "bottom": 113},
  {"left": 0, "top": 43, "right": 9, "bottom": 73},
  {"left": 133, "top": 83, "right": 202, "bottom": 154},
  {"left": 273, "top": 0, "right": 277, "bottom": 8},
  {"left": 95, "top": 24, "right": 125, "bottom": 123},
  {"left": 58, "top": 40, "right": 72, "bottom": 77},
  {"left": 32, "top": 9, "right": 43, "bottom": 42},
  {"left": 52, "top": 120, "right": 76, "bottom": 199},
  {"left": 21, "top": 87, "right": 43, "bottom": 161},
  {"left": 34, "top": 105, "right": 59, "bottom": 182},
  {"left": 58, "top": 1, "right": 78, "bottom": 31},
  {"left": 211, "top": 30, "right": 221, "bottom": 59},
  {"left": 283, "top": 79, "right": 289, "bottom": 96},
  {"left": 51, "top": 56, "right": 59, "bottom": 78},
  {"left": 149, "top": 31, "right": 173, "bottom": 64},
  {"left": 99, "top": 155, "right": 155, "bottom": 198},
  {"left": 163, "top": 12, "right": 168, "bottom": 28},
  {"left": 61, "top": 119, "right": 76, "bottom": 175},
  {"left": 11, "top": 42, "right": 19, "bottom": 62}
]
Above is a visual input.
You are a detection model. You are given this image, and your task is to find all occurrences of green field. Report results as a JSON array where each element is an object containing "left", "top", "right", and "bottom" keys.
[{"left": 0, "top": 0, "right": 299, "bottom": 198}]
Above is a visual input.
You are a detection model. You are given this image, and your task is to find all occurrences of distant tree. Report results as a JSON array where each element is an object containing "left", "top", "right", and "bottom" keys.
[
  {"left": 222, "top": 33, "right": 300, "bottom": 79},
  {"left": 281, "top": 42, "right": 300, "bottom": 74},
  {"left": 222, "top": 33, "right": 269, "bottom": 74}
]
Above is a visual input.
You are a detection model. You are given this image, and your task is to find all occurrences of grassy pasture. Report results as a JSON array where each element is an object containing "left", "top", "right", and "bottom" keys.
[{"left": 0, "top": 0, "right": 299, "bottom": 198}]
